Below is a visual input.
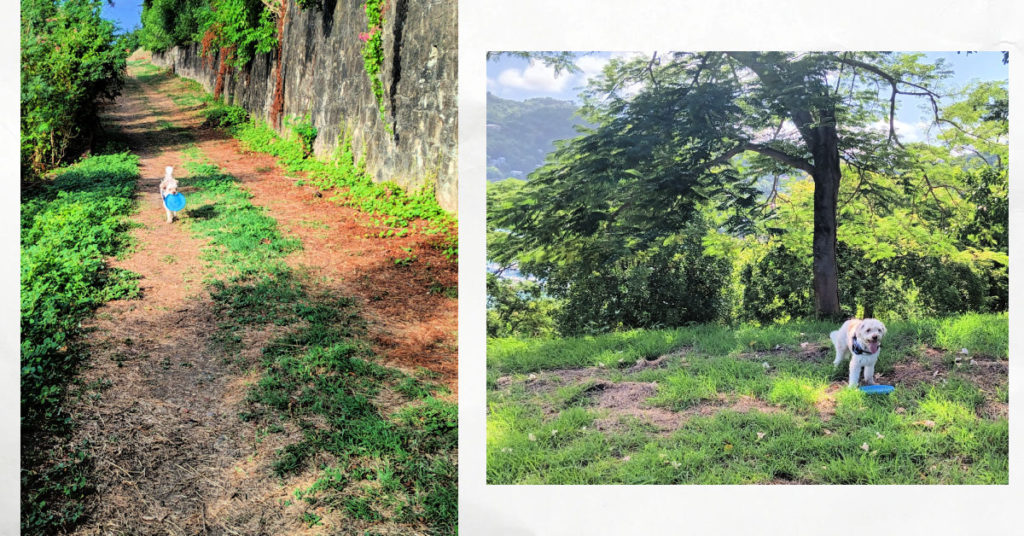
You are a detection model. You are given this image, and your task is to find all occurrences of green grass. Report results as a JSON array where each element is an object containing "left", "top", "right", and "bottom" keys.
[
  {"left": 176, "top": 153, "right": 457, "bottom": 534},
  {"left": 21, "top": 152, "right": 141, "bottom": 533},
  {"left": 487, "top": 314, "right": 1008, "bottom": 485}
]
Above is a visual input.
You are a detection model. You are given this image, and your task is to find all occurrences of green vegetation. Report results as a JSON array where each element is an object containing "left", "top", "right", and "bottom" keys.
[
  {"left": 21, "top": 152, "right": 141, "bottom": 533},
  {"left": 488, "top": 52, "right": 1008, "bottom": 335},
  {"left": 233, "top": 119, "right": 458, "bottom": 261},
  {"left": 487, "top": 314, "right": 1008, "bottom": 485},
  {"left": 180, "top": 153, "right": 456, "bottom": 534},
  {"left": 361, "top": 0, "right": 389, "bottom": 127},
  {"left": 140, "top": 0, "right": 277, "bottom": 67},
  {"left": 21, "top": 0, "right": 131, "bottom": 174}
]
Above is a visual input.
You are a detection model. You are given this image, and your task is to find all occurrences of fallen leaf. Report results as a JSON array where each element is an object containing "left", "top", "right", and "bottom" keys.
[
  {"left": 622, "top": 455, "right": 631, "bottom": 462},
  {"left": 860, "top": 442, "right": 870, "bottom": 451},
  {"left": 528, "top": 373, "right": 537, "bottom": 380},
  {"left": 895, "top": 407, "right": 906, "bottom": 414},
  {"left": 756, "top": 431, "right": 766, "bottom": 440},
  {"left": 724, "top": 444, "right": 734, "bottom": 452},
  {"left": 671, "top": 461, "right": 681, "bottom": 468},
  {"left": 823, "top": 429, "right": 833, "bottom": 435},
  {"left": 550, "top": 429, "right": 558, "bottom": 437},
  {"left": 876, "top": 432, "right": 884, "bottom": 439},
  {"left": 914, "top": 420, "right": 936, "bottom": 428},
  {"left": 528, "top": 433, "right": 536, "bottom": 441}
]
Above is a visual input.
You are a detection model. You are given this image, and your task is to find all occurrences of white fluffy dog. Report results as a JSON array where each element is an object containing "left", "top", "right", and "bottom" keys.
[
  {"left": 159, "top": 166, "right": 179, "bottom": 224},
  {"left": 831, "top": 318, "right": 887, "bottom": 387}
]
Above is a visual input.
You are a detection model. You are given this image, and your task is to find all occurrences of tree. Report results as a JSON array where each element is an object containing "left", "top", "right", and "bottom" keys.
[
  {"left": 491, "top": 51, "right": 959, "bottom": 318},
  {"left": 21, "top": 0, "right": 129, "bottom": 173}
]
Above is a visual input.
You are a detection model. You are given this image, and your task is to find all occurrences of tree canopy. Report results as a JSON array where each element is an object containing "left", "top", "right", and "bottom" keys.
[{"left": 489, "top": 51, "right": 1007, "bottom": 330}]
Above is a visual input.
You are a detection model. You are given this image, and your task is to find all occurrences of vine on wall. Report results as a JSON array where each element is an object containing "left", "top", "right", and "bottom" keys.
[{"left": 359, "top": 0, "right": 391, "bottom": 132}]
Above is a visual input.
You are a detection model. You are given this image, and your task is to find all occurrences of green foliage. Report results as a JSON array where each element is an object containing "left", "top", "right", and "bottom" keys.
[
  {"left": 140, "top": 0, "right": 276, "bottom": 67},
  {"left": 360, "top": 0, "right": 389, "bottom": 127},
  {"left": 21, "top": 152, "right": 140, "bottom": 533},
  {"left": 234, "top": 120, "right": 457, "bottom": 261},
  {"left": 285, "top": 114, "right": 318, "bottom": 158},
  {"left": 21, "top": 0, "right": 129, "bottom": 173},
  {"left": 198, "top": 0, "right": 278, "bottom": 66},
  {"left": 138, "top": 0, "right": 206, "bottom": 52},
  {"left": 202, "top": 103, "right": 250, "bottom": 129},
  {"left": 486, "top": 273, "right": 560, "bottom": 338}
]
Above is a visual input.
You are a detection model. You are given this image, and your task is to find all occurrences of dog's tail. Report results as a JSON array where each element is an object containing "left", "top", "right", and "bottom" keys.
[{"left": 165, "top": 166, "right": 174, "bottom": 179}]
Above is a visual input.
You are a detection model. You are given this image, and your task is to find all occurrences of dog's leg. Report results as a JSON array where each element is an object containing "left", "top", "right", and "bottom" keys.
[
  {"left": 166, "top": 207, "right": 173, "bottom": 223},
  {"left": 848, "top": 357, "right": 860, "bottom": 387},
  {"left": 862, "top": 363, "right": 876, "bottom": 385},
  {"left": 831, "top": 333, "right": 843, "bottom": 368}
]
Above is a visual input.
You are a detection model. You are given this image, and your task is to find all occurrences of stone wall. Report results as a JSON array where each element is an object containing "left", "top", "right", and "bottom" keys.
[{"left": 152, "top": 0, "right": 457, "bottom": 212}]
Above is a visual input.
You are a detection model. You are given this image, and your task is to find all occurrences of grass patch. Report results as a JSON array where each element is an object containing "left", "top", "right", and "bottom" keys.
[
  {"left": 177, "top": 151, "right": 456, "bottom": 534},
  {"left": 21, "top": 152, "right": 141, "bottom": 533},
  {"left": 488, "top": 314, "right": 1007, "bottom": 485}
]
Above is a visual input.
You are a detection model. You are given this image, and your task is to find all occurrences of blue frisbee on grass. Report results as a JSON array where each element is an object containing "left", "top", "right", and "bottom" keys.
[
  {"left": 859, "top": 384, "right": 895, "bottom": 394},
  {"left": 163, "top": 192, "right": 186, "bottom": 211}
]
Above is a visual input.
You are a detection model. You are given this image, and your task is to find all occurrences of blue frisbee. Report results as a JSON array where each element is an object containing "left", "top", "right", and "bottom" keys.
[
  {"left": 859, "top": 384, "right": 894, "bottom": 394},
  {"left": 163, "top": 192, "right": 186, "bottom": 211}
]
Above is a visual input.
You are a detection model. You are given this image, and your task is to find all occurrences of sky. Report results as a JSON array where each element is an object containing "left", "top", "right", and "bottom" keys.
[
  {"left": 101, "top": 0, "right": 144, "bottom": 34},
  {"left": 486, "top": 51, "right": 1008, "bottom": 143}
]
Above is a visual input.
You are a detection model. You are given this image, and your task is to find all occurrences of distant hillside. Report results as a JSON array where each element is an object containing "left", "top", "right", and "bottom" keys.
[{"left": 487, "top": 93, "right": 588, "bottom": 181}]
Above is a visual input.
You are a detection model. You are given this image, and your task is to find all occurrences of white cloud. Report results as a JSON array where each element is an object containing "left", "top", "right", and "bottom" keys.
[
  {"left": 869, "top": 118, "right": 933, "bottom": 143},
  {"left": 496, "top": 60, "right": 571, "bottom": 93},
  {"left": 574, "top": 55, "right": 610, "bottom": 86}
]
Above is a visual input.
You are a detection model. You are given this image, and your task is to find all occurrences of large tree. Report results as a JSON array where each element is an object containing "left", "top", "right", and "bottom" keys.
[{"left": 491, "top": 51, "right": 960, "bottom": 318}]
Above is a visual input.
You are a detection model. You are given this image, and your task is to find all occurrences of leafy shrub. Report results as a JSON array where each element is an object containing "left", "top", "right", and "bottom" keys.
[
  {"left": 486, "top": 273, "right": 560, "bottom": 338},
  {"left": 21, "top": 0, "right": 129, "bottom": 174},
  {"left": 21, "top": 153, "right": 141, "bottom": 423},
  {"left": 21, "top": 152, "right": 140, "bottom": 534},
  {"left": 203, "top": 103, "right": 250, "bottom": 129},
  {"left": 547, "top": 225, "right": 732, "bottom": 336}
]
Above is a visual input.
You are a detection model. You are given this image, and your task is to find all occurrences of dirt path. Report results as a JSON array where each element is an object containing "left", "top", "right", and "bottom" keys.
[{"left": 69, "top": 56, "right": 456, "bottom": 534}]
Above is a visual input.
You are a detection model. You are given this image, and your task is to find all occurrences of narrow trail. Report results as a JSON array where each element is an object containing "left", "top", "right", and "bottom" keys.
[{"left": 69, "top": 56, "right": 457, "bottom": 534}]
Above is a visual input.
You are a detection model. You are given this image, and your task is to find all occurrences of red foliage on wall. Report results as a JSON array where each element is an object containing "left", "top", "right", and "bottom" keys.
[{"left": 269, "top": 0, "right": 288, "bottom": 128}]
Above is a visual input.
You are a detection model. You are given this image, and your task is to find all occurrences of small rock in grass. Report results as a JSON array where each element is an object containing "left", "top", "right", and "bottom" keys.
[
  {"left": 823, "top": 429, "right": 833, "bottom": 436},
  {"left": 528, "top": 373, "right": 537, "bottom": 381},
  {"left": 960, "top": 348, "right": 969, "bottom": 355},
  {"left": 800, "top": 342, "right": 809, "bottom": 349}
]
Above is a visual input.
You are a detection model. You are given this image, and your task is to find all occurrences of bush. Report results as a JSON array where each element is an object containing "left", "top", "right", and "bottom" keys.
[
  {"left": 21, "top": 0, "right": 129, "bottom": 174},
  {"left": 486, "top": 273, "right": 560, "bottom": 338},
  {"left": 21, "top": 152, "right": 141, "bottom": 425},
  {"left": 548, "top": 225, "right": 732, "bottom": 335}
]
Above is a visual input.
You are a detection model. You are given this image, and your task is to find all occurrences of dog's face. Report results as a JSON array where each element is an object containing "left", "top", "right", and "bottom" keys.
[
  {"left": 163, "top": 179, "right": 178, "bottom": 195},
  {"left": 855, "top": 318, "right": 886, "bottom": 353}
]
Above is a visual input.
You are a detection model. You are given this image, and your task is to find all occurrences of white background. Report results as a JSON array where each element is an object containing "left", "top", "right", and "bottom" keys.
[
  {"left": 2, "top": 1, "right": 1022, "bottom": 534},
  {"left": 458, "top": 1, "right": 1023, "bottom": 534}
]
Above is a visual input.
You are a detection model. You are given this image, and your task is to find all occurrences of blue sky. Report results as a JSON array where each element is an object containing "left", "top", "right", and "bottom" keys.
[
  {"left": 487, "top": 51, "right": 1008, "bottom": 143},
  {"left": 101, "top": 0, "right": 143, "bottom": 34}
]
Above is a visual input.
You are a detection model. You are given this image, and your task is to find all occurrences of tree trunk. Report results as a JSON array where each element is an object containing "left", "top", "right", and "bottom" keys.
[{"left": 810, "top": 124, "right": 842, "bottom": 318}]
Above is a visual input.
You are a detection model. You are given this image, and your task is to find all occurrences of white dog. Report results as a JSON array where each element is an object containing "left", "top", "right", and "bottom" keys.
[
  {"left": 831, "top": 318, "right": 887, "bottom": 387},
  {"left": 159, "top": 166, "right": 179, "bottom": 224}
]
